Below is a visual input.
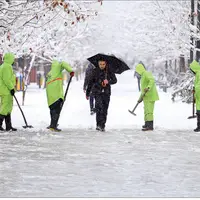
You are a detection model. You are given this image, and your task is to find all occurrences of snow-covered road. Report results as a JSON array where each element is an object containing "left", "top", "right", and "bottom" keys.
[{"left": 1, "top": 128, "right": 200, "bottom": 197}]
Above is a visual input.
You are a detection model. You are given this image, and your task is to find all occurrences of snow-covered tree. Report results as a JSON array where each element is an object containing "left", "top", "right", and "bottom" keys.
[
  {"left": 0, "top": 0, "right": 102, "bottom": 61},
  {"left": 82, "top": 1, "right": 190, "bottom": 61},
  {"left": 0, "top": 0, "right": 102, "bottom": 105}
]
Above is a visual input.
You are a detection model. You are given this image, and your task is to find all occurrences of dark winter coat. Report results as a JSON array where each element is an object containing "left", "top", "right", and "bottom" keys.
[
  {"left": 83, "top": 63, "right": 95, "bottom": 90},
  {"left": 86, "top": 66, "right": 117, "bottom": 97}
]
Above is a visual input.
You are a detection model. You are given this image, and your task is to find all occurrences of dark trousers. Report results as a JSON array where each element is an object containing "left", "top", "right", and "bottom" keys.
[
  {"left": 89, "top": 95, "right": 95, "bottom": 111},
  {"left": 95, "top": 93, "right": 110, "bottom": 128},
  {"left": 197, "top": 110, "right": 200, "bottom": 128},
  {"left": 49, "top": 98, "right": 63, "bottom": 127}
]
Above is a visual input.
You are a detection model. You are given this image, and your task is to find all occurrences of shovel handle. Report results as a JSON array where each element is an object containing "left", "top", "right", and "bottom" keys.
[
  {"left": 192, "top": 90, "right": 195, "bottom": 116},
  {"left": 14, "top": 95, "right": 29, "bottom": 127},
  {"left": 128, "top": 102, "right": 140, "bottom": 116},
  {"left": 129, "top": 90, "right": 148, "bottom": 116}
]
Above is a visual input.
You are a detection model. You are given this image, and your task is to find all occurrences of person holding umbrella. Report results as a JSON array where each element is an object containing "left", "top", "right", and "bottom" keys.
[
  {"left": 86, "top": 57, "right": 117, "bottom": 131},
  {"left": 135, "top": 62, "right": 159, "bottom": 131},
  {"left": 46, "top": 59, "right": 74, "bottom": 132},
  {"left": 86, "top": 54, "right": 130, "bottom": 131}
]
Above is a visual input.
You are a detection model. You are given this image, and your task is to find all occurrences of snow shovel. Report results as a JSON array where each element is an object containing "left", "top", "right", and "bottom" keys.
[
  {"left": 14, "top": 95, "right": 33, "bottom": 128},
  {"left": 128, "top": 91, "right": 147, "bottom": 116},
  {"left": 128, "top": 102, "right": 140, "bottom": 116},
  {"left": 188, "top": 89, "right": 196, "bottom": 119},
  {"left": 57, "top": 76, "right": 73, "bottom": 122}
]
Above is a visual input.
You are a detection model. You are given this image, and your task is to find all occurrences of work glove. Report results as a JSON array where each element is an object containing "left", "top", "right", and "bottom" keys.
[
  {"left": 70, "top": 71, "right": 75, "bottom": 77},
  {"left": 144, "top": 87, "right": 150, "bottom": 92},
  {"left": 102, "top": 79, "right": 108, "bottom": 87},
  {"left": 10, "top": 89, "right": 15, "bottom": 96},
  {"left": 86, "top": 96, "right": 89, "bottom": 100},
  {"left": 137, "top": 98, "right": 143, "bottom": 103}
]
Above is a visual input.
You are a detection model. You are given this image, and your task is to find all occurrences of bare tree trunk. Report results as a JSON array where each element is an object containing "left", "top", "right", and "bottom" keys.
[
  {"left": 22, "top": 56, "right": 26, "bottom": 106},
  {"left": 163, "top": 60, "right": 168, "bottom": 92},
  {"left": 43, "top": 64, "right": 50, "bottom": 89},
  {"left": 179, "top": 55, "right": 185, "bottom": 73},
  {"left": 190, "top": 0, "right": 195, "bottom": 62},
  {"left": 174, "top": 59, "right": 177, "bottom": 73},
  {"left": 0, "top": 54, "right": 3, "bottom": 65},
  {"left": 196, "top": 0, "right": 200, "bottom": 61},
  {"left": 22, "top": 54, "right": 36, "bottom": 106}
]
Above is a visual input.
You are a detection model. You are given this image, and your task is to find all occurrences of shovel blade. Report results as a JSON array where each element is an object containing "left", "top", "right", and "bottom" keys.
[
  {"left": 188, "top": 115, "right": 197, "bottom": 119},
  {"left": 22, "top": 125, "right": 33, "bottom": 128},
  {"left": 128, "top": 109, "right": 136, "bottom": 116}
]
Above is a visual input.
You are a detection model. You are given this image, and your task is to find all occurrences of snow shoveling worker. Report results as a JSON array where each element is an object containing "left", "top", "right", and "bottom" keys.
[
  {"left": 190, "top": 60, "right": 200, "bottom": 132},
  {"left": 135, "top": 62, "right": 159, "bottom": 131},
  {"left": 46, "top": 60, "right": 74, "bottom": 132},
  {"left": 0, "top": 53, "right": 17, "bottom": 131}
]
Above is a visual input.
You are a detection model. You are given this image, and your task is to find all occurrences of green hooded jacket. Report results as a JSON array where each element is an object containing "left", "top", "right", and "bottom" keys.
[
  {"left": 0, "top": 53, "right": 16, "bottom": 96},
  {"left": 135, "top": 63, "right": 159, "bottom": 101},
  {"left": 190, "top": 60, "right": 200, "bottom": 93},
  {"left": 190, "top": 60, "right": 200, "bottom": 110},
  {"left": 46, "top": 60, "right": 73, "bottom": 106}
]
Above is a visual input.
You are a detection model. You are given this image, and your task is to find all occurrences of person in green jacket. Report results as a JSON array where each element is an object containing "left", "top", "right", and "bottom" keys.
[
  {"left": 0, "top": 53, "right": 17, "bottom": 131},
  {"left": 135, "top": 62, "right": 159, "bottom": 131},
  {"left": 46, "top": 60, "right": 74, "bottom": 132},
  {"left": 190, "top": 60, "right": 200, "bottom": 132}
]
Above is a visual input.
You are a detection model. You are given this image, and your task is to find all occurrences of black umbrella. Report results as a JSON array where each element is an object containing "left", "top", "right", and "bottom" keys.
[{"left": 87, "top": 53, "right": 130, "bottom": 74}]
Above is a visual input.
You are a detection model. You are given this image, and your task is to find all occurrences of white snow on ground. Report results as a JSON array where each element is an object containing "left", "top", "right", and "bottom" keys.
[{"left": 1, "top": 70, "right": 200, "bottom": 197}]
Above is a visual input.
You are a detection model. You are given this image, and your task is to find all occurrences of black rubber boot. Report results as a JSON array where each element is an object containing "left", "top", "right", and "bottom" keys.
[
  {"left": 49, "top": 113, "right": 61, "bottom": 132},
  {"left": 96, "top": 126, "right": 105, "bottom": 132},
  {"left": 47, "top": 112, "right": 54, "bottom": 129},
  {"left": 5, "top": 114, "right": 17, "bottom": 131},
  {"left": 0, "top": 114, "right": 5, "bottom": 131},
  {"left": 142, "top": 121, "right": 154, "bottom": 131},
  {"left": 96, "top": 122, "right": 105, "bottom": 132},
  {"left": 47, "top": 124, "right": 59, "bottom": 129},
  {"left": 194, "top": 127, "right": 200, "bottom": 132},
  {"left": 96, "top": 126, "right": 101, "bottom": 131},
  {"left": 149, "top": 121, "right": 154, "bottom": 130},
  {"left": 96, "top": 124, "right": 105, "bottom": 132},
  {"left": 100, "top": 127, "right": 105, "bottom": 132},
  {"left": 101, "top": 123, "right": 105, "bottom": 132},
  {"left": 142, "top": 121, "right": 147, "bottom": 128},
  {"left": 47, "top": 111, "right": 59, "bottom": 129},
  {"left": 194, "top": 112, "right": 200, "bottom": 132}
]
